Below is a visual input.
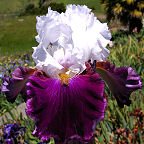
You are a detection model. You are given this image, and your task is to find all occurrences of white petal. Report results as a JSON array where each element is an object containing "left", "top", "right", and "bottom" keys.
[
  {"left": 32, "top": 44, "right": 64, "bottom": 78},
  {"left": 42, "top": 22, "right": 60, "bottom": 47},
  {"left": 32, "top": 4, "right": 111, "bottom": 77}
]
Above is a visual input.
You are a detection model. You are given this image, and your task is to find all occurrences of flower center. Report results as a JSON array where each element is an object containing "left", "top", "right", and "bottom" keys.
[
  {"left": 59, "top": 68, "right": 71, "bottom": 86},
  {"left": 59, "top": 73, "right": 71, "bottom": 85}
]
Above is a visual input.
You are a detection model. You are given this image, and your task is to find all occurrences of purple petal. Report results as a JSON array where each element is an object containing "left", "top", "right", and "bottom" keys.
[
  {"left": 1, "top": 67, "right": 35, "bottom": 103},
  {"left": 26, "top": 72, "right": 107, "bottom": 143},
  {"left": 4, "top": 139, "right": 13, "bottom": 144},
  {"left": 81, "top": 60, "right": 96, "bottom": 76},
  {"left": 2, "top": 77, "right": 19, "bottom": 103},
  {"left": 96, "top": 61, "right": 142, "bottom": 108},
  {"left": 3, "top": 123, "right": 26, "bottom": 141}
]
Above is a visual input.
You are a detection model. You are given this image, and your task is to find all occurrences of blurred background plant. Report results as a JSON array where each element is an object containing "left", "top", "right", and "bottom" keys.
[
  {"left": 0, "top": 122, "right": 26, "bottom": 143},
  {"left": 0, "top": 53, "right": 35, "bottom": 115},
  {"left": 101, "top": 0, "right": 144, "bottom": 32},
  {"left": 19, "top": 2, "right": 66, "bottom": 16},
  {"left": 0, "top": 117, "right": 55, "bottom": 144}
]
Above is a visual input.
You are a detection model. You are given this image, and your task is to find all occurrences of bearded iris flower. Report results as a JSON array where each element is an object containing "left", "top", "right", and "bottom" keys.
[{"left": 1, "top": 4, "right": 142, "bottom": 143}]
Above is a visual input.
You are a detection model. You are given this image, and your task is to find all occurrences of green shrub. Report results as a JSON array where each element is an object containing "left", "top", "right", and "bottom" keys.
[
  {"left": 19, "top": 4, "right": 39, "bottom": 16},
  {"left": 19, "top": 2, "right": 66, "bottom": 16},
  {"left": 38, "top": 0, "right": 46, "bottom": 8},
  {"left": 25, "top": 4, "right": 35, "bottom": 11},
  {"left": 48, "top": 2, "right": 66, "bottom": 13},
  {"left": 101, "top": 0, "right": 144, "bottom": 32}
]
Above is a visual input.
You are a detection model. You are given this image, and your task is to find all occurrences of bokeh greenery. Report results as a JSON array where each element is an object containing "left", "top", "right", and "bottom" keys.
[
  {"left": 101, "top": 0, "right": 144, "bottom": 32},
  {"left": 0, "top": 16, "right": 37, "bottom": 57}
]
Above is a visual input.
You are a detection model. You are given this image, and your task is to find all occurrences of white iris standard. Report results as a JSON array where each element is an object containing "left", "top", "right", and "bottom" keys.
[{"left": 32, "top": 5, "right": 111, "bottom": 78}]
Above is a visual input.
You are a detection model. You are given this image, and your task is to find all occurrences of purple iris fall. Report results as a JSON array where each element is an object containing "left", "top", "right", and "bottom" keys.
[{"left": 1, "top": 4, "right": 142, "bottom": 144}]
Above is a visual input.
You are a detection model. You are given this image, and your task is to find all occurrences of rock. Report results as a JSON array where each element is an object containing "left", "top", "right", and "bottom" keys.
[{"left": 0, "top": 103, "right": 27, "bottom": 125}]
